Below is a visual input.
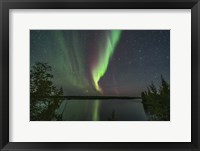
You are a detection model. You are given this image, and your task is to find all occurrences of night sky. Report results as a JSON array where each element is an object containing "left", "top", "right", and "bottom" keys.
[{"left": 30, "top": 30, "right": 170, "bottom": 97}]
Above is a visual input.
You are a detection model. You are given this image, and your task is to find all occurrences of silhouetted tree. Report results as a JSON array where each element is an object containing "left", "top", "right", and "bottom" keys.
[
  {"left": 30, "top": 62, "right": 63, "bottom": 121},
  {"left": 141, "top": 75, "right": 170, "bottom": 121}
]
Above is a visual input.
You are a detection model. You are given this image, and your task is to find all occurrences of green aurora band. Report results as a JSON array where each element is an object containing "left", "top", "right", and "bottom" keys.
[
  {"left": 53, "top": 30, "right": 122, "bottom": 121},
  {"left": 91, "top": 30, "right": 122, "bottom": 121},
  {"left": 53, "top": 31, "right": 91, "bottom": 93},
  {"left": 92, "top": 30, "right": 122, "bottom": 93}
]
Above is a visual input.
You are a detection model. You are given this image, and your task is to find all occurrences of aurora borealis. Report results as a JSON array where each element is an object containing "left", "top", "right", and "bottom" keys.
[
  {"left": 92, "top": 30, "right": 122, "bottom": 93},
  {"left": 30, "top": 30, "right": 170, "bottom": 97}
]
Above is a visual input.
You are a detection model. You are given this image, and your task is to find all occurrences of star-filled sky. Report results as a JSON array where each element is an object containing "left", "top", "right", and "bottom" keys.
[{"left": 30, "top": 30, "right": 170, "bottom": 97}]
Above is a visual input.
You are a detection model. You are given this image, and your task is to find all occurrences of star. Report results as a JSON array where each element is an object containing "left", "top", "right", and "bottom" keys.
[{"left": 30, "top": 30, "right": 170, "bottom": 97}]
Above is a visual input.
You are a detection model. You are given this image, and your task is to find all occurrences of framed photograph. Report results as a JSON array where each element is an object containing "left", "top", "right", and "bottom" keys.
[{"left": 0, "top": 0, "right": 199, "bottom": 150}]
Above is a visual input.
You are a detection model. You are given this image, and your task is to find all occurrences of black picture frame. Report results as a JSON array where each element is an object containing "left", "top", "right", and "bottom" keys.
[{"left": 0, "top": 0, "right": 199, "bottom": 150}]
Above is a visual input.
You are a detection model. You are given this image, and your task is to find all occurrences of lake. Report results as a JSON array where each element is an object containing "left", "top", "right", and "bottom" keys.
[{"left": 57, "top": 99, "right": 147, "bottom": 121}]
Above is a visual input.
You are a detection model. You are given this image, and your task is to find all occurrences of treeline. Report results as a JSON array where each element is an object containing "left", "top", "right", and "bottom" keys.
[
  {"left": 30, "top": 62, "right": 170, "bottom": 121},
  {"left": 141, "top": 76, "right": 170, "bottom": 121},
  {"left": 30, "top": 62, "right": 63, "bottom": 121}
]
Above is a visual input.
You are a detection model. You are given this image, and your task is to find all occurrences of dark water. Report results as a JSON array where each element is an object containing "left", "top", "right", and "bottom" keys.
[{"left": 57, "top": 99, "right": 147, "bottom": 121}]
